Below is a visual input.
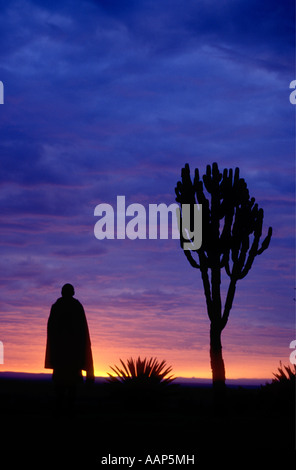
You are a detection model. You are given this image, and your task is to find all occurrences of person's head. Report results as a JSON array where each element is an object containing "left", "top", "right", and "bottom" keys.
[{"left": 61, "top": 283, "right": 75, "bottom": 298}]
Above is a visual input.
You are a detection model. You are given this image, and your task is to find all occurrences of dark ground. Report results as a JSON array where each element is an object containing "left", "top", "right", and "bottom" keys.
[{"left": 0, "top": 375, "right": 295, "bottom": 464}]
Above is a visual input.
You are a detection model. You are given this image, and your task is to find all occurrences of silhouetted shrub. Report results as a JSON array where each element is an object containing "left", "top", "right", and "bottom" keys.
[
  {"left": 260, "top": 362, "right": 295, "bottom": 409},
  {"left": 106, "top": 356, "right": 175, "bottom": 389},
  {"left": 105, "top": 357, "right": 177, "bottom": 411},
  {"left": 271, "top": 361, "right": 296, "bottom": 386}
]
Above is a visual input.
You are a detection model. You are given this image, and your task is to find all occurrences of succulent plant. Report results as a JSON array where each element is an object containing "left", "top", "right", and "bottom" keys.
[
  {"left": 106, "top": 356, "right": 175, "bottom": 386},
  {"left": 175, "top": 163, "right": 272, "bottom": 390}
]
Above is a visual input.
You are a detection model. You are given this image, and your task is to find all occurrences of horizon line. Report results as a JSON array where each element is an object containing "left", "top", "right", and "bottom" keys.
[{"left": 0, "top": 370, "right": 272, "bottom": 384}]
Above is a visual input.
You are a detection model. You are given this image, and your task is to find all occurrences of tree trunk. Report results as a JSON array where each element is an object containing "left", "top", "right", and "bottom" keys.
[{"left": 210, "top": 323, "right": 226, "bottom": 391}]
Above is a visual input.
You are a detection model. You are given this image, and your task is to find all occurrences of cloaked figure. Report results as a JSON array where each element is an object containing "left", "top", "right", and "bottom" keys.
[{"left": 45, "top": 283, "right": 94, "bottom": 408}]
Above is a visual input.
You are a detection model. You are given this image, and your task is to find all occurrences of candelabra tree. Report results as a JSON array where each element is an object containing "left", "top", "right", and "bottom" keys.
[{"left": 175, "top": 163, "right": 272, "bottom": 391}]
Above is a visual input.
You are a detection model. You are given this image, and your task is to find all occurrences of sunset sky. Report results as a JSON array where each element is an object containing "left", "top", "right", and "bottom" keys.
[{"left": 0, "top": 0, "right": 295, "bottom": 381}]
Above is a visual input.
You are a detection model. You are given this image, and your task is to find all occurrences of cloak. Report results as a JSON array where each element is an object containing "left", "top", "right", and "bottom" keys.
[{"left": 45, "top": 296, "right": 94, "bottom": 382}]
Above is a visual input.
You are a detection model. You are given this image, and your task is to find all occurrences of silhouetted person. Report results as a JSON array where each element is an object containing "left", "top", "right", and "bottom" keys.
[{"left": 45, "top": 283, "right": 94, "bottom": 410}]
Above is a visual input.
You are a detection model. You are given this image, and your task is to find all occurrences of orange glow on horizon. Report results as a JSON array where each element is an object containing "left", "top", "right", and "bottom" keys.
[
  {"left": 0, "top": 305, "right": 291, "bottom": 383},
  {"left": 0, "top": 342, "right": 284, "bottom": 381}
]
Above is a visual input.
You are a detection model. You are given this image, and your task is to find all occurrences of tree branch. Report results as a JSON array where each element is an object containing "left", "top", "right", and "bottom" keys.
[
  {"left": 198, "top": 251, "right": 213, "bottom": 322},
  {"left": 184, "top": 250, "right": 200, "bottom": 269},
  {"left": 221, "top": 277, "right": 237, "bottom": 330}
]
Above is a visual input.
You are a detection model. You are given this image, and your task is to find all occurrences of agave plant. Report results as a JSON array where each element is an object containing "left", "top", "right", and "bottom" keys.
[
  {"left": 106, "top": 356, "right": 175, "bottom": 387},
  {"left": 261, "top": 361, "right": 295, "bottom": 401},
  {"left": 272, "top": 361, "right": 296, "bottom": 385}
]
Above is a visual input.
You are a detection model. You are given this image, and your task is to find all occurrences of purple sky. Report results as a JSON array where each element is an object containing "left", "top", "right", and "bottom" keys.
[{"left": 0, "top": 0, "right": 295, "bottom": 379}]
